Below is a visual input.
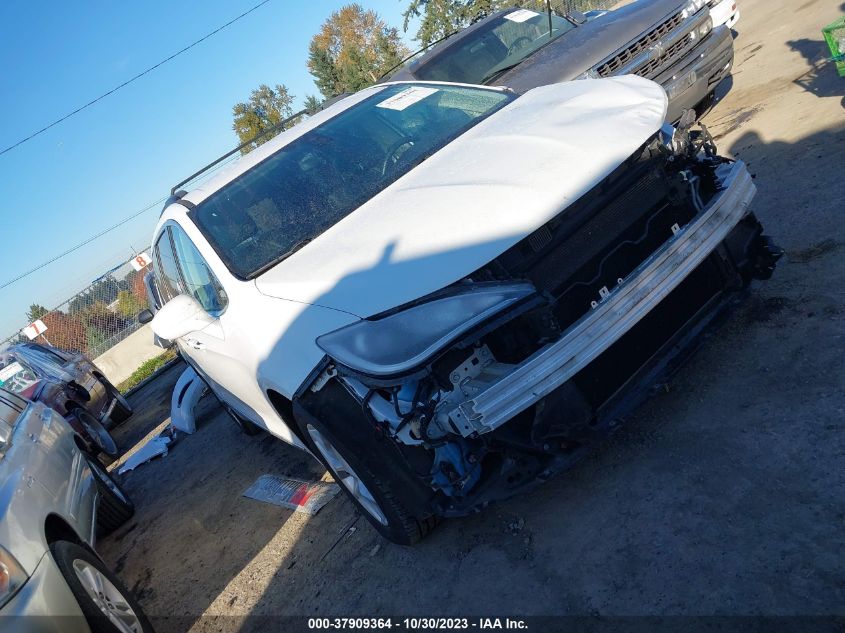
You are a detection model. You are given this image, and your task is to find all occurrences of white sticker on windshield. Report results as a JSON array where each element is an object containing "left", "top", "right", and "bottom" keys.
[
  {"left": 504, "top": 8, "right": 539, "bottom": 22},
  {"left": 376, "top": 86, "right": 439, "bottom": 111},
  {"left": 0, "top": 362, "right": 24, "bottom": 384}
]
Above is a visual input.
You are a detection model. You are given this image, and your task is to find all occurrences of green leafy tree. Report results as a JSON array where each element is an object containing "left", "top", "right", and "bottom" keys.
[
  {"left": 26, "top": 304, "right": 48, "bottom": 323},
  {"left": 303, "top": 94, "right": 323, "bottom": 116},
  {"left": 403, "top": 0, "right": 467, "bottom": 47},
  {"left": 115, "top": 290, "right": 148, "bottom": 318},
  {"left": 232, "top": 84, "right": 298, "bottom": 154},
  {"left": 308, "top": 4, "right": 410, "bottom": 97}
]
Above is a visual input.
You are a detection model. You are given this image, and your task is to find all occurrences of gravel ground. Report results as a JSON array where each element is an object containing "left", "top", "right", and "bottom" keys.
[{"left": 99, "top": 0, "right": 845, "bottom": 629}]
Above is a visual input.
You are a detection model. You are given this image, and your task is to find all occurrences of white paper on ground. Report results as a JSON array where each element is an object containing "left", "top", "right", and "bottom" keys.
[{"left": 243, "top": 475, "right": 341, "bottom": 515}]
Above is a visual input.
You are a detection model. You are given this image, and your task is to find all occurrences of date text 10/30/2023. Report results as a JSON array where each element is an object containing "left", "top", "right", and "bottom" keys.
[{"left": 308, "top": 618, "right": 528, "bottom": 630}]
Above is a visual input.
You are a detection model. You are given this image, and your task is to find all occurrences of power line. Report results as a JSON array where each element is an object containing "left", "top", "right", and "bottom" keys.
[
  {"left": 0, "top": 0, "right": 273, "bottom": 158},
  {"left": 0, "top": 197, "right": 166, "bottom": 292}
]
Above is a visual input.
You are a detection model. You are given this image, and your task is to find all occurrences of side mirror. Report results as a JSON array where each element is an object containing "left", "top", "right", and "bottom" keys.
[
  {"left": 151, "top": 295, "right": 216, "bottom": 341},
  {"left": 138, "top": 309, "right": 154, "bottom": 324}
]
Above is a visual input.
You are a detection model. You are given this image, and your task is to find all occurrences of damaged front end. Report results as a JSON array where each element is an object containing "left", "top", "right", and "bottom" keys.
[{"left": 295, "top": 122, "right": 782, "bottom": 517}]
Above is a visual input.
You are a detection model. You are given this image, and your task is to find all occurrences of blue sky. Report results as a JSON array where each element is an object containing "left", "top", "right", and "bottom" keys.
[{"left": 0, "top": 0, "right": 417, "bottom": 338}]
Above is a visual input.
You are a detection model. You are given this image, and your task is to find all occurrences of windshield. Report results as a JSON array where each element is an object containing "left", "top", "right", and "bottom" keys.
[
  {"left": 413, "top": 9, "right": 575, "bottom": 85},
  {"left": 192, "top": 83, "right": 513, "bottom": 279}
]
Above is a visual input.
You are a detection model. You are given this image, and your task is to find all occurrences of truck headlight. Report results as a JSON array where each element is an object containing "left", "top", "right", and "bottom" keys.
[
  {"left": 698, "top": 16, "right": 713, "bottom": 38},
  {"left": 575, "top": 69, "right": 601, "bottom": 80},
  {"left": 0, "top": 546, "right": 28, "bottom": 608},
  {"left": 316, "top": 283, "right": 535, "bottom": 377},
  {"left": 682, "top": 0, "right": 706, "bottom": 18}
]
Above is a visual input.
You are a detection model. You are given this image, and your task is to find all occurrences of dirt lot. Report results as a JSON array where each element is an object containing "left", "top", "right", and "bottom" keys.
[{"left": 100, "top": 0, "right": 845, "bottom": 629}]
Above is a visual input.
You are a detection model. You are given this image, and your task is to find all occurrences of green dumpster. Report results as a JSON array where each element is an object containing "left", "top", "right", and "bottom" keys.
[{"left": 822, "top": 15, "right": 845, "bottom": 77}]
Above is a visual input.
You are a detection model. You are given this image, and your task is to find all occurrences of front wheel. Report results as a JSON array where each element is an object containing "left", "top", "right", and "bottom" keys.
[
  {"left": 50, "top": 540, "right": 153, "bottom": 633},
  {"left": 72, "top": 409, "right": 119, "bottom": 458},
  {"left": 295, "top": 392, "right": 439, "bottom": 545}
]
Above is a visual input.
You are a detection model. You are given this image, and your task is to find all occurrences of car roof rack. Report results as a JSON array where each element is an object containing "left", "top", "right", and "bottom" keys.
[{"left": 168, "top": 92, "right": 353, "bottom": 198}]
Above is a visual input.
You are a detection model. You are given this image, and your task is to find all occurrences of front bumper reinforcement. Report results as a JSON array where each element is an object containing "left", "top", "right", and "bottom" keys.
[{"left": 449, "top": 160, "right": 756, "bottom": 437}]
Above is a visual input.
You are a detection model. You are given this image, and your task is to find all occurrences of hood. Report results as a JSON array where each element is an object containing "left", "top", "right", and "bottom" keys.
[
  {"left": 498, "top": 0, "right": 686, "bottom": 89},
  {"left": 255, "top": 76, "right": 668, "bottom": 318}
]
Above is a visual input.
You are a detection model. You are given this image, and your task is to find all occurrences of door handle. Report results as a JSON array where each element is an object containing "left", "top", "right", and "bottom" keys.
[{"left": 186, "top": 339, "right": 206, "bottom": 351}]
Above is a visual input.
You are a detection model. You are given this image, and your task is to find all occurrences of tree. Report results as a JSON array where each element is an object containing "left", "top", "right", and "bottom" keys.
[
  {"left": 115, "top": 290, "right": 147, "bottom": 318},
  {"left": 232, "top": 84, "right": 298, "bottom": 154},
  {"left": 303, "top": 94, "right": 323, "bottom": 116},
  {"left": 403, "top": 0, "right": 466, "bottom": 47},
  {"left": 308, "top": 4, "right": 410, "bottom": 97},
  {"left": 26, "top": 304, "right": 48, "bottom": 323}
]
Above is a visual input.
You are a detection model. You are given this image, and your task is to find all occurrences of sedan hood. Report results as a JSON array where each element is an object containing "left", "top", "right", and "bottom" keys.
[{"left": 255, "top": 76, "right": 668, "bottom": 318}]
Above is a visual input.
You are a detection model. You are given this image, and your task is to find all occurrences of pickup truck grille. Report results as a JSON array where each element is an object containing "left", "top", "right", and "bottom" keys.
[
  {"left": 634, "top": 33, "right": 696, "bottom": 78},
  {"left": 596, "top": 11, "right": 691, "bottom": 79}
]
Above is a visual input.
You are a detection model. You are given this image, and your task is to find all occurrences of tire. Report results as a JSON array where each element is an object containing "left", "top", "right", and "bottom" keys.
[
  {"left": 224, "top": 404, "right": 261, "bottom": 436},
  {"left": 87, "top": 457, "right": 135, "bottom": 537},
  {"left": 102, "top": 379, "right": 133, "bottom": 425},
  {"left": 50, "top": 540, "right": 153, "bottom": 633},
  {"left": 72, "top": 409, "right": 119, "bottom": 459},
  {"left": 295, "top": 393, "right": 439, "bottom": 545}
]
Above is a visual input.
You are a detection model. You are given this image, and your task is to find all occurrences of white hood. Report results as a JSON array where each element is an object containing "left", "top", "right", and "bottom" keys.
[{"left": 255, "top": 76, "right": 668, "bottom": 317}]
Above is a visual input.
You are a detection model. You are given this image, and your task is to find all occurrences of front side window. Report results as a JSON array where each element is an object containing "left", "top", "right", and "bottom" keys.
[
  {"left": 153, "top": 225, "right": 228, "bottom": 315},
  {"left": 192, "top": 83, "right": 514, "bottom": 278},
  {"left": 169, "top": 226, "right": 228, "bottom": 315},
  {"left": 414, "top": 9, "right": 575, "bottom": 84}
]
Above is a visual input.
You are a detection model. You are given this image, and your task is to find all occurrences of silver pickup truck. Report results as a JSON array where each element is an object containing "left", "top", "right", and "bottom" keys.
[
  {"left": 0, "top": 388, "right": 149, "bottom": 632},
  {"left": 389, "top": 0, "right": 733, "bottom": 122}
]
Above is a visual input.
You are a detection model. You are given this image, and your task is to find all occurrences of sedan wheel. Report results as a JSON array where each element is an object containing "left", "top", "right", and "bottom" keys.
[
  {"left": 73, "top": 560, "right": 143, "bottom": 633},
  {"left": 307, "top": 424, "right": 388, "bottom": 526},
  {"left": 50, "top": 540, "right": 152, "bottom": 633}
]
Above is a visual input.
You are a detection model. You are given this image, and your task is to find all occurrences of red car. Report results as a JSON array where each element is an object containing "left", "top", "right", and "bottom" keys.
[{"left": 0, "top": 343, "right": 133, "bottom": 457}]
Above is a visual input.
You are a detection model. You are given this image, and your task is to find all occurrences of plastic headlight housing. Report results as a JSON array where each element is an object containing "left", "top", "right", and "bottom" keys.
[
  {"left": 0, "top": 545, "right": 28, "bottom": 608},
  {"left": 316, "top": 283, "right": 535, "bottom": 377},
  {"left": 575, "top": 69, "right": 601, "bottom": 80},
  {"left": 682, "top": 0, "right": 706, "bottom": 18},
  {"left": 698, "top": 16, "right": 713, "bottom": 38}
]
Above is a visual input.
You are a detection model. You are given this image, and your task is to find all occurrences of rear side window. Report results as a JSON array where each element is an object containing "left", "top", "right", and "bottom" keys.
[{"left": 154, "top": 228, "right": 185, "bottom": 304}]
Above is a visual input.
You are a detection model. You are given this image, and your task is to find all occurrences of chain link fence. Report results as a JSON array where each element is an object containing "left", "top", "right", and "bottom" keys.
[{"left": 2, "top": 251, "right": 154, "bottom": 358}]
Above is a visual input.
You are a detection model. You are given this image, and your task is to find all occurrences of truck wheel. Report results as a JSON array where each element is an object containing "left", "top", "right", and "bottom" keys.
[
  {"left": 298, "top": 408, "right": 439, "bottom": 545},
  {"left": 87, "top": 457, "right": 135, "bottom": 537},
  {"left": 73, "top": 409, "right": 119, "bottom": 459},
  {"left": 103, "top": 380, "right": 133, "bottom": 425},
  {"left": 50, "top": 540, "right": 153, "bottom": 633}
]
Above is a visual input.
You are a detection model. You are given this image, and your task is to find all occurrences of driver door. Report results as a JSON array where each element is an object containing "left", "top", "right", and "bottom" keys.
[{"left": 153, "top": 224, "right": 261, "bottom": 424}]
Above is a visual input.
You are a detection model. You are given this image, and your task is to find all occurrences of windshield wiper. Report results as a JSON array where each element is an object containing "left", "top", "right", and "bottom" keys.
[
  {"left": 251, "top": 239, "right": 313, "bottom": 276},
  {"left": 481, "top": 61, "right": 525, "bottom": 84}
]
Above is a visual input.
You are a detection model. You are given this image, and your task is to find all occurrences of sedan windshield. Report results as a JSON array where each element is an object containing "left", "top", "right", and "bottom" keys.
[
  {"left": 193, "top": 83, "right": 513, "bottom": 279},
  {"left": 413, "top": 9, "right": 575, "bottom": 85}
]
